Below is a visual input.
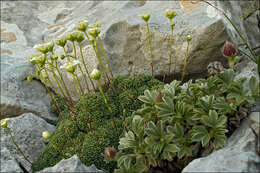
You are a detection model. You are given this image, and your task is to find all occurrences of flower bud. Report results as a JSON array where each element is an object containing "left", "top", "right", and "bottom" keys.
[
  {"left": 88, "top": 28, "right": 101, "bottom": 38},
  {"left": 75, "top": 32, "right": 85, "bottom": 43},
  {"left": 46, "top": 41, "right": 54, "bottom": 52},
  {"left": 0, "top": 119, "right": 8, "bottom": 128},
  {"left": 165, "top": 9, "right": 176, "bottom": 20},
  {"left": 60, "top": 55, "right": 65, "bottom": 60},
  {"left": 30, "top": 54, "right": 39, "bottom": 64},
  {"left": 51, "top": 55, "right": 58, "bottom": 61},
  {"left": 104, "top": 147, "right": 117, "bottom": 160},
  {"left": 141, "top": 13, "right": 150, "bottom": 22},
  {"left": 38, "top": 54, "right": 47, "bottom": 66},
  {"left": 222, "top": 41, "right": 236, "bottom": 58},
  {"left": 186, "top": 35, "right": 192, "bottom": 42},
  {"left": 42, "top": 131, "right": 51, "bottom": 140},
  {"left": 27, "top": 76, "right": 33, "bottom": 82},
  {"left": 56, "top": 37, "right": 67, "bottom": 47},
  {"left": 77, "top": 20, "right": 88, "bottom": 32},
  {"left": 66, "top": 32, "right": 76, "bottom": 42},
  {"left": 60, "top": 60, "right": 81, "bottom": 74},
  {"left": 90, "top": 68, "right": 101, "bottom": 80},
  {"left": 34, "top": 43, "right": 49, "bottom": 54}
]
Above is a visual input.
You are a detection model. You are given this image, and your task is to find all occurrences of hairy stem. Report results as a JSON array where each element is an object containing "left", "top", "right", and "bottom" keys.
[
  {"left": 169, "top": 19, "right": 174, "bottom": 76},
  {"left": 146, "top": 21, "right": 154, "bottom": 76},
  {"left": 181, "top": 41, "right": 190, "bottom": 82}
]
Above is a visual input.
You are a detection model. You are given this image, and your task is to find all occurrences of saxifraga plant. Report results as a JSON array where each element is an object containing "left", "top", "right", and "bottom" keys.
[
  {"left": 202, "top": 0, "right": 260, "bottom": 77},
  {"left": 32, "top": 74, "right": 163, "bottom": 173},
  {"left": 113, "top": 69, "right": 259, "bottom": 173}
]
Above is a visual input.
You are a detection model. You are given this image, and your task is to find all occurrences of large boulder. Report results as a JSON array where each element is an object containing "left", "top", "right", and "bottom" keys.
[
  {"left": 1, "top": 147, "right": 24, "bottom": 173},
  {"left": 0, "top": 113, "right": 56, "bottom": 172},
  {"left": 0, "top": 20, "right": 57, "bottom": 122},
  {"left": 36, "top": 155, "right": 103, "bottom": 173},
  {"left": 1, "top": 1, "right": 258, "bottom": 100},
  {"left": 182, "top": 111, "right": 260, "bottom": 173}
]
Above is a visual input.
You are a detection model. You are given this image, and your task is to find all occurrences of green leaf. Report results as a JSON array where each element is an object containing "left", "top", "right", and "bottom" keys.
[
  {"left": 118, "top": 155, "right": 133, "bottom": 170},
  {"left": 219, "top": 69, "right": 235, "bottom": 84},
  {"left": 155, "top": 96, "right": 174, "bottom": 117},
  {"left": 161, "top": 144, "right": 179, "bottom": 161}
]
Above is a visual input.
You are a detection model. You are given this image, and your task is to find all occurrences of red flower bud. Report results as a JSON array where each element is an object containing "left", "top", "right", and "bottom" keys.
[
  {"left": 222, "top": 41, "right": 236, "bottom": 57},
  {"left": 104, "top": 147, "right": 116, "bottom": 159}
]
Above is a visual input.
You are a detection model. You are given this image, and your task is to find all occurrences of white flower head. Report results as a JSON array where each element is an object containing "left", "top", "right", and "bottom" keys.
[
  {"left": 60, "top": 60, "right": 81, "bottom": 73},
  {"left": 42, "top": 131, "right": 51, "bottom": 140},
  {"left": 0, "top": 119, "right": 8, "bottom": 128},
  {"left": 90, "top": 68, "right": 101, "bottom": 80}
]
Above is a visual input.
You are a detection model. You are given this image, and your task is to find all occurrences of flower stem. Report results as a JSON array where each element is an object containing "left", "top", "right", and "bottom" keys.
[
  {"left": 146, "top": 21, "right": 154, "bottom": 76},
  {"left": 93, "top": 38, "right": 110, "bottom": 84},
  {"left": 72, "top": 41, "right": 89, "bottom": 93},
  {"left": 78, "top": 43, "right": 96, "bottom": 91},
  {"left": 169, "top": 19, "right": 174, "bottom": 76},
  {"left": 97, "top": 79, "right": 117, "bottom": 132},
  {"left": 181, "top": 41, "right": 190, "bottom": 82},
  {"left": 72, "top": 74, "right": 92, "bottom": 130},
  {"left": 98, "top": 37, "right": 114, "bottom": 78},
  {"left": 37, "top": 66, "right": 62, "bottom": 116},
  {"left": 6, "top": 127, "right": 32, "bottom": 165}
]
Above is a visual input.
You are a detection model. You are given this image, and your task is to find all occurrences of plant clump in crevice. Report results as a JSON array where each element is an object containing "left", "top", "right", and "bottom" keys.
[{"left": 31, "top": 74, "right": 163, "bottom": 173}]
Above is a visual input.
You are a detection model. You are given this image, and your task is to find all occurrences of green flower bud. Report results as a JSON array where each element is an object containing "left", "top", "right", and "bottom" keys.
[
  {"left": 60, "top": 55, "right": 65, "bottom": 60},
  {"left": 75, "top": 32, "right": 85, "bottom": 43},
  {"left": 141, "top": 13, "right": 150, "bottom": 22},
  {"left": 42, "top": 131, "right": 51, "bottom": 140},
  {"left": 90, "top": 68, "right": 101, "bottom": 80},
  {"left": 77, "top": 20, "right": 88, "bottom": 32},
  {"left": 186, "top": 35, "right": 192, "bottom": 42},
  {"left": 165, "top": 9, "right": 176, "bottom": 20},
  {"left": 38, "top": 54, "right": 47, "bottom": 66},
  {"left": 66, "top": 32, "right": 76, "bottom": 42},
  {"left": 30, "top": 54, "right": 40, "bottom": 64},
  {"left": 56, "top": 37, "right": 67, "bottom": 47},
  {"left": 33, "top": 41, "right": 54, "bottom": 54},
  {"left": 27, "top": 76, "right": 33, "bottom": 82},
  {"left": 46, "top": 41, "right": 54, "bottom": 52},
  {"left": 0, "top": 119, "right": 8, "bottom": 128},
  {"left": 88, "top": 28, "right": 101, "bottom": 38},
  {"left": 51, "top": 55, "right": 58, "bottom": 61}
]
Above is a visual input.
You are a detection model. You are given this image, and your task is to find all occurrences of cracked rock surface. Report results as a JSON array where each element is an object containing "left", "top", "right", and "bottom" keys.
[{"left": 0, "top": 113, "right": 56, "bottom": 173}]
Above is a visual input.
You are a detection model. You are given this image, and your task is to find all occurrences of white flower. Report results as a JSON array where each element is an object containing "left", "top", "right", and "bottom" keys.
[
  {"left": 60, "top": 60, "right": 81, "bottom": 73},
  {"left": 0, "top": 119, "right": 8, "bottom": 128}
]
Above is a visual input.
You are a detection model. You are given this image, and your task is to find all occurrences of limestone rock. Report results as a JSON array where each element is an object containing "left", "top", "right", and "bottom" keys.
[
  {"left": 0, "top": 113, "right": 56, "bottom": 172},
  {"left": 182, "top": 112, "right": 260, "bottom": 173},
  {"left": 0, "top": 147, "right": 24, "bottom": 173},
  {"left": 37, "top": 155, "right": 103, "bottom": 173}
]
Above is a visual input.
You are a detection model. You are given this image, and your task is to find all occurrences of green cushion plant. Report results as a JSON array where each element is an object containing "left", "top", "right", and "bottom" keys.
[{"left": 31, "top": 74, "right": 163, "bottom": 173}]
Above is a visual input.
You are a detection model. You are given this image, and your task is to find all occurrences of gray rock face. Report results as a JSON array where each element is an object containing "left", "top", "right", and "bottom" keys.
[
  {"left": 0, "top": 113, "right": 56, "bottom": 172},
  {"left": 182, "top": 112, "right": 260, "bottom": 173},
  {"left": 1, "top": 147, "right": 24, "bottom": 173},
  {"left": 0, "top": 54, "right": 57, "bottom": 123},
  {"left": 2, "top": 1, "right": 258, "bottom": 99},
  {"left": 36, "top": 155, "right": 103, "bottom": 173}
]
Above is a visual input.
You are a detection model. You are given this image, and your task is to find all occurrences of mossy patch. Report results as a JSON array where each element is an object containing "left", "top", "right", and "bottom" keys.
[{"left": 32, "top": 74, "right": 163, "bottom": 172}]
